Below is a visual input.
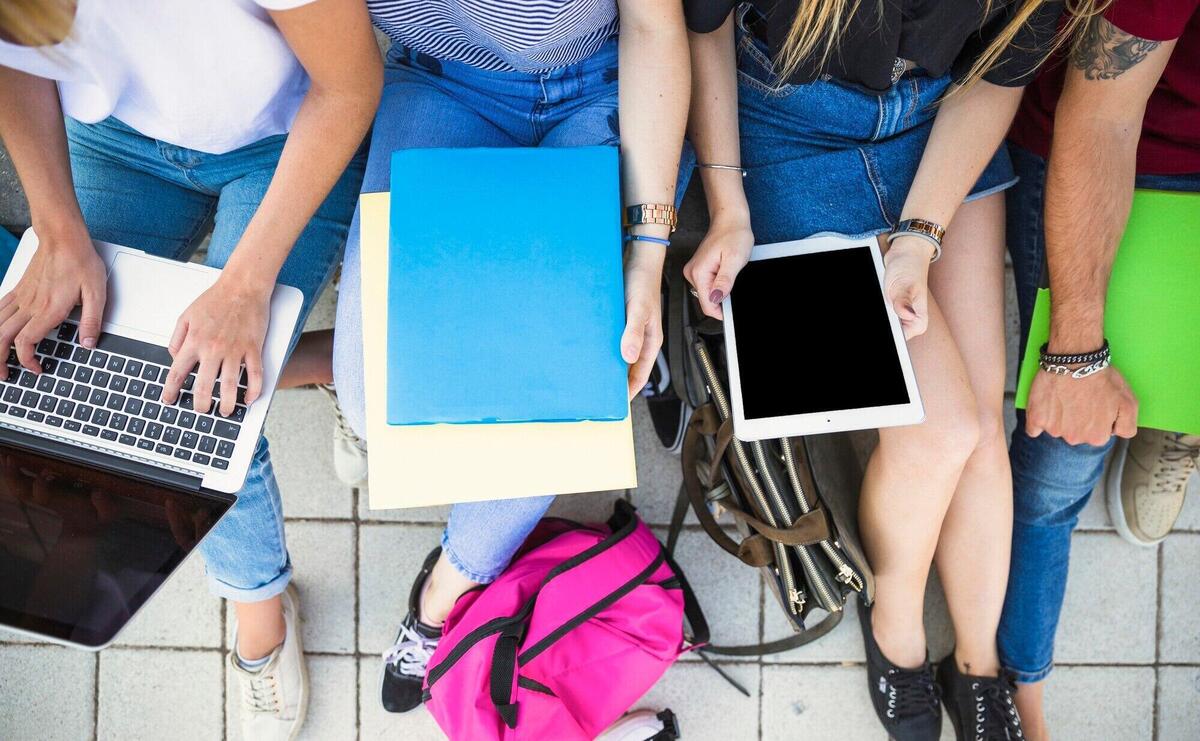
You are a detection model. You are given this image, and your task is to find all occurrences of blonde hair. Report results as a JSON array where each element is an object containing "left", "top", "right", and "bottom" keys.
[
  {"left": 777, "top": 0, "right": 1112, "bottom": 91},
  {"left": 0, "top": 0, "right": 75, "bottom": 47}
]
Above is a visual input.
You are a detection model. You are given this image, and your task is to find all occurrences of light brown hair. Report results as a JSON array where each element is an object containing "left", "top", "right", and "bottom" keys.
[
  {"left": 0, "top": 0, "right": 76, "bottom": 47},
  {"left": 776, "top": 0, "right": 1112, "bottom": 90}
]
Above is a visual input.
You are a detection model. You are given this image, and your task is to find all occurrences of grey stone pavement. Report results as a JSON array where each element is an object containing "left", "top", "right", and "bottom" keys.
[{"left": 2, "top": 143, "right": 1199, "bottom": 741}]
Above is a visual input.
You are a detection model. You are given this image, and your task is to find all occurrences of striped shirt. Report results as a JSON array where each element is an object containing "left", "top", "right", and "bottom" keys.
[{"left": 367, "top": 0, "right": 619, "bottom": 73}]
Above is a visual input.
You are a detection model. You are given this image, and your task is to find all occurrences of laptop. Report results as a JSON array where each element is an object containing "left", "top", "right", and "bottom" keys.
[{"left": 0, "top": 229, "right": 302, "bottom": 649}]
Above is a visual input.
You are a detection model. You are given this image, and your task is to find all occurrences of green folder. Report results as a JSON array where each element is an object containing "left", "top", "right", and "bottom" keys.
[{"left": 1015, "top": 189, "right": 1200, "bottom": 435}]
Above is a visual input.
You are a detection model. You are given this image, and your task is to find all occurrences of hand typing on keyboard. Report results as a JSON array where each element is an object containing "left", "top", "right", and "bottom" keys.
[
  {"left": 0, "top": 228, "right": 108, "bottom": 371},
  {"left": 162, "top": 276, "right": 269, "bottom": 418},
  {"left": 1, "top": 320, "right": 248, "bottom": 473}
]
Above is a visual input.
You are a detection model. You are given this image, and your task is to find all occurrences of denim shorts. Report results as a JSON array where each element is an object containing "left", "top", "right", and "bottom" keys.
[{"left": 735, "top": 27, "right": 1016, "bottom": 242}]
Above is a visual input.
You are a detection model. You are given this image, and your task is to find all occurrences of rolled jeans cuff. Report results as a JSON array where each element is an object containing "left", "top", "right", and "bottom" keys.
[
  {"left": 204, "top": 558, "right": 293, "bottom": 603},
  {"left": 1005, "top": 659, "right": 1054, "bottom": 685},
  {"left": 440, "top": 531, "right": 504, "bottom": 585}
]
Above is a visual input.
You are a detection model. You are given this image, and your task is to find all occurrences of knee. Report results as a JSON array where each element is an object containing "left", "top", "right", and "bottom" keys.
[
  {"left": 909, "top": 395, "right": 983, "bottom": 472},
  {"left": 973, "top": 405, "right": 1009, "bottom": 456}
]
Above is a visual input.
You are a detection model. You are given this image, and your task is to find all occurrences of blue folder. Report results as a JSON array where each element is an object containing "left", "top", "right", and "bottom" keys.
[{"left": 386, "top": 146, "right": 628, "bottom": 425}]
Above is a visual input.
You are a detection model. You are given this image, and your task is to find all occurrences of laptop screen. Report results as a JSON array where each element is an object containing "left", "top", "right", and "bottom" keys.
[{"left": 0, "top": 441, "right": 231, "bottom": 647}]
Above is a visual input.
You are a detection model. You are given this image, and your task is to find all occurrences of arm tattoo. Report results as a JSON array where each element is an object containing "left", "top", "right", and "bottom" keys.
[{"left": 1070, "top": 17, "right": 1161, "bottom": 80}]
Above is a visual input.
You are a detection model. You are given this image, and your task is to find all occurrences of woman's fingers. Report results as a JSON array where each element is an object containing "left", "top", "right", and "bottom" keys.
[
  {"left": 217, "top": 356, "right": 241, "bottom": 418},
  {"left": 163, "top": 338, "right": 198, "bottom": 407},
  {"left": 191, "top": 355, "right": 220, "bottom": 415},
  {"left": 243, "top": 351, "right": 264, "bottom": 407}
]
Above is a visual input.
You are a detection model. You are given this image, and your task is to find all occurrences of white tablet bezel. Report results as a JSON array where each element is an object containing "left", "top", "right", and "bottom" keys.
[{"left": 722, "top": 235, "right": 925, "bottom": 441}]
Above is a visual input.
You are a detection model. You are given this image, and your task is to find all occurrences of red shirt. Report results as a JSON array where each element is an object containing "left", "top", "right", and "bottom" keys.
[{"left": 1009, "top": 0, "right": 1200, "bottom": 174}]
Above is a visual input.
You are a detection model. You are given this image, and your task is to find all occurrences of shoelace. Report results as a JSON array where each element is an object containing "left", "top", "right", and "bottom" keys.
[
  {"left": 382, "top": 621, "right": 439, "bottom": 678},
  {"left": 1150, "top": 433, "right": 1199, "bottom": 496},
  {"left": 317, "top": 384, "right": 367, "bottom": 449},
  {"left": 242, "top": 673, "right": 281, "bottom": 714},
  {"left": 883, "top": 667, "right": 940, "bottom": 724},
  {"left": 969, "top": 674, "right": 1024, "bottom": 741}
]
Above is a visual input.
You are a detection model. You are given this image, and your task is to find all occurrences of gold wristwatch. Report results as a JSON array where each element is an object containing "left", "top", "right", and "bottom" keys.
[{"left": 624, "top": 203, "right": 678, "bottom": 233}]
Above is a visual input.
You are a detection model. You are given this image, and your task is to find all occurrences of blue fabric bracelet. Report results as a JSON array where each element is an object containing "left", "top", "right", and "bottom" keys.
[{"left": 623, "top": 234, "right": 671, "bottom": 247}]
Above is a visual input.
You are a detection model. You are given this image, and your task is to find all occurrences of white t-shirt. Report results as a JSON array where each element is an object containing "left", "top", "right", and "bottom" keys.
[{"left": 0, "top": 0, "right": 318, "bottom": 154}]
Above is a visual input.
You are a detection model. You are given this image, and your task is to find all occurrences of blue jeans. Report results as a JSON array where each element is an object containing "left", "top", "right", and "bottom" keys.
[
  {"left": 998, "top": 143, "right": 1200, "bottom": 683},
  {"left": 734, "top": 15, "right": 1015, "bottom": 242},
  {"left": 334, "top": 41, "right": 639, "bottom": 584},
  {"left": 65, "top": 116, "right": 365, "bottom": 601}
]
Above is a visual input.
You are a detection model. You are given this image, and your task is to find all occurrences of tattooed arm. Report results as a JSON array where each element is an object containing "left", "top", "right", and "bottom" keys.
[{"left": 1024, "top": 16, "right": 1176, "bottom": 444}]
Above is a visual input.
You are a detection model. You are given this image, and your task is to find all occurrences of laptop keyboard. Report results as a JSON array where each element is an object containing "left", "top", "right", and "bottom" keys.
[{"left": 0, "top": 320, "right": 248, "bottom": 473}]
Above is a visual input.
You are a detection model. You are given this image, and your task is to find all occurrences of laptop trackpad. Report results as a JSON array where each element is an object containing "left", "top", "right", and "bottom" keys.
[{"left": 104, "top": 252, "right": 219, "bottom": 342}]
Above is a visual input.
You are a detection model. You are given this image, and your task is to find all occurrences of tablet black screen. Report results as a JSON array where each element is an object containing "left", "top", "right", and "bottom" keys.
[{"left": 730, "top": 246, "right": 910, "bottom": 420}]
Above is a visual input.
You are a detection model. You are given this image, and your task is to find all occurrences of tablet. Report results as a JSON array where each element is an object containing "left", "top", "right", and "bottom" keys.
[{"left": 722, "top": 236, "right": 924, "bottom": 441}]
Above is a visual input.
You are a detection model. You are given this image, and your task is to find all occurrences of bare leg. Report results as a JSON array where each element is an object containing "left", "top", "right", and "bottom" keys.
[
  {"left": 419, "top": 552, "right": 478, "bottom": 626},
  {"left": 928, "top": 193, "right": 1011, "bottom": 677},
  {"left": 277, "top": 329, "right": 334, "bottom": 390},
  {"left": 1015, "top": 681, "right": 1050, "bottom": 741},
  {"left": 861, "top": 237, "right": 982, "bottom": 667},
  {"left": 234, "top": 596, "right": 286, "bottom": 660}
]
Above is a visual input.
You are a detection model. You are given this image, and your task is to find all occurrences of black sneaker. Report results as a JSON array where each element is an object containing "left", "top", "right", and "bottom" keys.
[
  {"left": 641, "top": 351, "right": 689, "bottom": 452},
  {"left": 380, "top": 547, "right": 442, "bottom": 714},
  {"left": 937, "top": 655, "right": 1025, "bottom": 741},
  {"left": 640, "top": 276, "right": 689, "bottom": 453},
  {"left": 858, "top": 601, "right": 942, "bottom": 741}
]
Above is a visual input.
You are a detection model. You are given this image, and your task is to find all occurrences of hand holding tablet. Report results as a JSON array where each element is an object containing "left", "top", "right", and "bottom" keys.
[{"left": 721, "top": 236, "right": 925, "bottom": 441}]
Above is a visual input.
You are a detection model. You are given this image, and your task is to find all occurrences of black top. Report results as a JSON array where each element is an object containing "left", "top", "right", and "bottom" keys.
[{"left": 684, "top": 0, "right": 1064, "bottom": 93}]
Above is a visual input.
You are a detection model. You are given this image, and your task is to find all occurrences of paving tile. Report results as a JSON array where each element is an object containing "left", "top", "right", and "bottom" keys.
[
  {"left": 0, "top": 644, "right": 96, "bottom": 740},
  {"left": 98, "top": 648, "right": 223, "bottom": 741},
  {"left": 268, "top": 387, "right": 354, "bottom": 520},
  {"left": 628, "top": 398, "right": 687, "bottom": 527},
  {"left": 762, "top": 664, "right": 904, "bottom": 740},
  {"left": 1004, "top": 394, "right": 1017, "bottom": 442},
  {"left": 359, "top": 523, "right": 443, "bottom": 655},
  {"left": 358, "top": 489, "right": 451, "bottom": 523},
  {"left": 1053, "top": 533, "right": 1157, "bottom": 663},
  {"left": 1160, "top": 533, "right": 1200, "bottom": 662},
  {"left": 359, "top": 657, "right": 447, "bottom": 740},
  {"left": 656, "top": 526, "right": 761, "bottom": 661},
  {"left": 632, "top": 661, "right": 760, "bottom": 741},
  {"left": 116, "top": 553, "right": 222, "bottom": 648},
  {"left": 1157, "top": 666, "right": 1200, "bottom": 741},
  {"left": 227, "top": 653, "right": 356, "bottom": 741},
  {"left": 229, "top": 521, "right": 356, "bottom": 654},
  {"left": 1043, "top": 666, "right": 1154, "bottom": 740}
]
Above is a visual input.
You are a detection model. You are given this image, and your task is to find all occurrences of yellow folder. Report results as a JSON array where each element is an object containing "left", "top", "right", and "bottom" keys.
[{"left": 359, "top": 193, "right": 637, "bottom": 509}]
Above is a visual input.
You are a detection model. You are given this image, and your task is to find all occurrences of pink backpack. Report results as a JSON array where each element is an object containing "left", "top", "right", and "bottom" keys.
[{"left": 422, "top": 501, "right": 708, "bottom": 740}]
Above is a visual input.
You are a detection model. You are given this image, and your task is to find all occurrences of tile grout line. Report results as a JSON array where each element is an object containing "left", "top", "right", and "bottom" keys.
[
  {"left": 91, "top": 651, "right": 100, "bottom": 741},
  {"left": 353, "top": 484, "right": 363, "bottom": 740},
  {"left": 1152, "top": 541, "right": 1164, "bottom": 741}
]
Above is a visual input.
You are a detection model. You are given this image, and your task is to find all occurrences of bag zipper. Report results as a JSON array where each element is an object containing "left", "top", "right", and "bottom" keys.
[
  {"left": 781, "top": 441, "right": 865, "bottom": 594},
  {"left": 693, "top": 341, "right": 805, "bottom": 616}
]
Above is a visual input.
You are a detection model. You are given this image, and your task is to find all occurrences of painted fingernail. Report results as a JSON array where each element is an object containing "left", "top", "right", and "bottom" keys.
[{"left": 709, "top": 290, "right": 725, "bottom": 304}]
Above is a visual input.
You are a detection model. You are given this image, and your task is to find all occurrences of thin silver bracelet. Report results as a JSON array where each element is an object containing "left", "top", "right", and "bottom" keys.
[{"left": 697, "top": 163, "right": 748, "bottom": 177}]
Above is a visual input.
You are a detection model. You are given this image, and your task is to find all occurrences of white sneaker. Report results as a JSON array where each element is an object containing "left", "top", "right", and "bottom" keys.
[
  {"left": 317, "top": 383, "right": 368, "bottom": 487},
  {"left": 230, "top": 584, "right": 309, "bottom": 741},
  {"left": 596, "top": 709, "right": 680, "bottom": 741}
]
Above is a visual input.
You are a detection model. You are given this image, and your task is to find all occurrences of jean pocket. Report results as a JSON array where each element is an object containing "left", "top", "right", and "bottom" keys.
[{"left": 735, "top": 34, "right": 798, "bottom": 98}]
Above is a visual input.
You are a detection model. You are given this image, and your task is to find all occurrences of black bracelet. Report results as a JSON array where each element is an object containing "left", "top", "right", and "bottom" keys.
[{"left": 1039, "top": 340, "right": 1110, "bottom": 366}]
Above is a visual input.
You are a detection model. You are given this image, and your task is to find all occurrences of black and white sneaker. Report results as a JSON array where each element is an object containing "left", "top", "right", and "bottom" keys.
[
  {"left": 641, "top": 351, "right": 689, "bottom": 453},
  {"left": 380, "top": 547, "right": 442, "bottom": 714},
  {"left": 859, "top": 601, "right": 942, "bottom": 741},
  {"left": 937, "top": 655, "right": 1025, "bottom": 741}
]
